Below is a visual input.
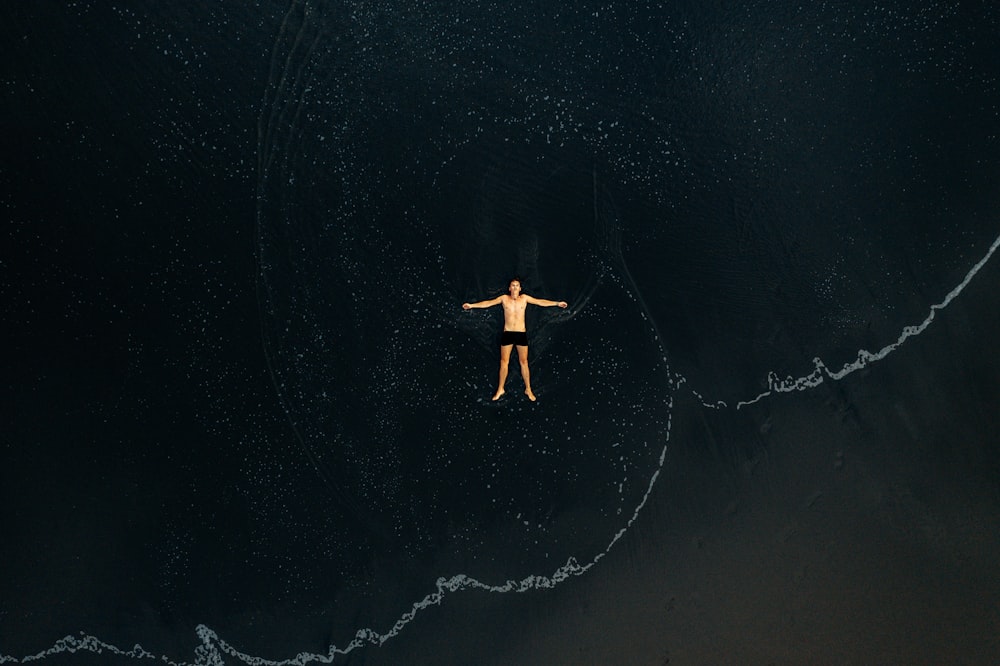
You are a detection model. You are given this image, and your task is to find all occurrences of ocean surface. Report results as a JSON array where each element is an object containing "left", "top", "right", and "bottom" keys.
[{"left": 3, "top": 2, "right": 1000, "bottom": 664}]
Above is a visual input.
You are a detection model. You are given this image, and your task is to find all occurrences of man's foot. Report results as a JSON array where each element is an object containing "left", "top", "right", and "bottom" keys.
[
  {"left": 525, "top": 389, "right": 537, "bottom": 402},
  {"left": 492, "top": 389, "right": 505, "bottom": 401}
]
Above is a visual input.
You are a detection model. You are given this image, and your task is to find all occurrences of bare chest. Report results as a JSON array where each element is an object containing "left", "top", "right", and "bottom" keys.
[{"left": 502, "top": 296, "right": 527, "bottom": 319}]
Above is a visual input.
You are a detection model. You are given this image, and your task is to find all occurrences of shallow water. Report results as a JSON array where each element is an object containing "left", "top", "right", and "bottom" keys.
[{"left": 3, "top": 1, "right": 1000, "bottom": 664}]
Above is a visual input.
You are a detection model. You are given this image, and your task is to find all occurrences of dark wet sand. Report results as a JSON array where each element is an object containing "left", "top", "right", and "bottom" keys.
[{"left": 370, "top": 276, "right": 1000, "bottom": 665}]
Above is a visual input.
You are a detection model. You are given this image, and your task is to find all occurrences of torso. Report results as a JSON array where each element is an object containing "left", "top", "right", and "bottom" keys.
[{"left": 501, "top": 294, "right": 527, "bottom": 332}]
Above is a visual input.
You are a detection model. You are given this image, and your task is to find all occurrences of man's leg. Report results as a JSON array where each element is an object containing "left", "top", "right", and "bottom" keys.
[
  {"left": 516, "top": 345, "right": 536, "bottom": 401},
  {"left": 493, "top": 344, "right": 512, "bottom": 400}
]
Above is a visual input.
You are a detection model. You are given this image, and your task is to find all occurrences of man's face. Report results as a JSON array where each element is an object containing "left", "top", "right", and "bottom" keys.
[{"left": 509, "top": 280, "right": 521, "bottom": 296}]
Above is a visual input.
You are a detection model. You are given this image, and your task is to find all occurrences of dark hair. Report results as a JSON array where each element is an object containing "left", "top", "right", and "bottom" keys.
[{"left": 509, "top": 276, "right": 524, "bottom": 286}]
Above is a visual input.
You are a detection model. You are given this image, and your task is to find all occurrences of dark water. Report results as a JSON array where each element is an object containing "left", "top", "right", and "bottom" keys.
[{"left": 3, "top": 2, "right": 1000, "bottom": 664}]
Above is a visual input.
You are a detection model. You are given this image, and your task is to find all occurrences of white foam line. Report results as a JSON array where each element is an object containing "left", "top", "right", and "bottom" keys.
[
  {"left": 686, "top": 232, "right": 1000, "bottom": 411},
  {"left": 8, "top": 634, "right": 177, "bottom": 665},
  {"left": 10, "top": 231, "right": 994, "bottom": 665}
]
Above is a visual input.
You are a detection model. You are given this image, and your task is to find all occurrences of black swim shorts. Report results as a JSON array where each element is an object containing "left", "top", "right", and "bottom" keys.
[{"left": 500, "top": 330, "right": 529, "bottom": 347}]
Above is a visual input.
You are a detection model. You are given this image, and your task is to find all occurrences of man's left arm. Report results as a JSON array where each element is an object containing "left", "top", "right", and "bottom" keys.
[{"left": 524, "top": 294, "right": 568, "bottom": 308}]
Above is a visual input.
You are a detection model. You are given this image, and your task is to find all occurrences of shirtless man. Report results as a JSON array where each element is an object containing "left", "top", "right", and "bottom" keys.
[{"left": 463, "top": 278, "right": 568, "bottom": 401}]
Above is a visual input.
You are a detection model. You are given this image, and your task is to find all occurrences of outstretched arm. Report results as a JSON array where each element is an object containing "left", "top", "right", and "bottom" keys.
[
  {"left": 524, "top": 294, "right": 568, "bottom": 308},
  {"left": 462, "top": 296, "right": 503, "bottom": 310}
]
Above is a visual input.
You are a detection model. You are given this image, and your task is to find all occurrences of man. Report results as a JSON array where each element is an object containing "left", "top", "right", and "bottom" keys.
[{"left": 463, "top": 278, "right": 568, "bottom": 401}]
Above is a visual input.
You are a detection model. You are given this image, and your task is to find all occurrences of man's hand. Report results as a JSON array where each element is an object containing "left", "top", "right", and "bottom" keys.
[
  {"left": 558, "top": 301, "right": 568, "bottom": 308},
  {"left": 462, "top": 303, "right": 472, "bottom": 310}
]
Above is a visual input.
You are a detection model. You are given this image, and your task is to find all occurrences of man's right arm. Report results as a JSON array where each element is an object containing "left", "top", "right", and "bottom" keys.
[{"left": 462, "top": 296, "right": 503, "bottom": 310}]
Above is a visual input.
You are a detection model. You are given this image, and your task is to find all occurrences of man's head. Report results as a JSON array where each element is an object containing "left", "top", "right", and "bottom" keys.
[{"left": 508, "top": 277, "right": 523, "bottom": 296}]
